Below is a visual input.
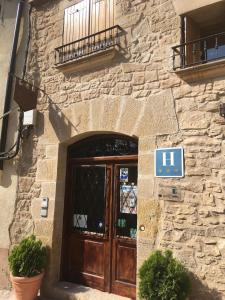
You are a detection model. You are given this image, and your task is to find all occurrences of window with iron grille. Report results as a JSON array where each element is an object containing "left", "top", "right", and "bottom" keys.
[{"left": 55, "top": 0, "right": 122, "bottom": 65}]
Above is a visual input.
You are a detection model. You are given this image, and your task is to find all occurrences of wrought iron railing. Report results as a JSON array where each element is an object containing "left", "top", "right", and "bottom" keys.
[
  {"left": 55, "top": 25, "right": 122, "bottom": 65},
  {"left": 172, "top": 31, "right": 225, "bottom": 70}
]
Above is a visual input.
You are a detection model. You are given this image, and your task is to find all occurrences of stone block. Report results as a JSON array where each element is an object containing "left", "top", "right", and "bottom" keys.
[
  {"left": 173, "top": 85, "right": 192, "bottom": 99},
  {"left": 138, "top": 199, "right": 160, "bottom": 240},
  {"left": 100, "top": 98, "right": 121, "bottom": 131},
  {"left": 90, "top": 98, "right": 104, "bottom": 131},
  {"left": 34, "top": 219, "right": 53, "bottom": 237},
  {"left": 186, "top": 167, "right": 211, "bottom": 176},
  {"left": 38, "top": 112, "right": 59, "bottom": 144},
  {"left": 134, "top": 90, "right": 178, "bottom": 136},
  {"left": 138, "top": 176, "right": 154, "bottom": 199},
  {"left": 37, "top": 159, "right": 57, "bottom": 181},
  {"left": 121, "top": 63, "right": 145, "bottom": 73},
  {"left": 65, "top": 101, "right": 90, "bottom": 136},
  {"left": 179, "top": 111, "right": 211, "bottom": 129},
  {"left": 132, "top": 73, "right": 145, "bottom": 85},
  {"left": 207, "top": 226, "right": 225, "bottom": 238},
  {"left": 111, "top": 82, "right": 132, "bottom": 95},
  {"left": 183, "top": 136, "right": 221, "bottom": 147},
  {"left": 145, "top": 70, "right": 158, "bottom": 82},
  {"left": 41, "top": 182, "right": 57, "bottom": 199},
  {"left": 46, "top": 144, "right": 59, "bottom": 158},
  {"left": 139, "top": 136, "right": 156, "bottom": 153},
  {"left": 117, "top": 11, "right": 143, "bottom": 29},
  {"left": 138, "top": 154, "right": 154, "bottom": 176},
  {"left": 132, "top": 17, "right": 150, "bottom": 38},
  {"left": 19, "top": 177, "right": 34, "bottom": 193},
  {"left": 137, "top": 238, "right": 154, "bottom": 269},
  {"left": 117, "top": 97, "right": 143, "bottom": 135}
]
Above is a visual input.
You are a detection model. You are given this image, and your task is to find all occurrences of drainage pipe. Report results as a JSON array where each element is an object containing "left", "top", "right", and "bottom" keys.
[{"left": 0, "top": 0, "right": 25, "bottom": 169}]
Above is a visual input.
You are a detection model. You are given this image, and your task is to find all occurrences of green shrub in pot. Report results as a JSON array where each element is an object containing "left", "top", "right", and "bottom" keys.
[
  {"left": 8, "top": 235, "right": 47, "bottom": 277},
  {"left": 8, "top": 235, "right": 47, "bottom": 300},
  {"left": 139, "top": 250, "right": 191, "bottom": 300}
]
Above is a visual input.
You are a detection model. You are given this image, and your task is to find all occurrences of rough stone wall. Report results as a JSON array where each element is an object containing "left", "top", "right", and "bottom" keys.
[{"left": 12, "top": 0, "right": 225, "bottom": 299}]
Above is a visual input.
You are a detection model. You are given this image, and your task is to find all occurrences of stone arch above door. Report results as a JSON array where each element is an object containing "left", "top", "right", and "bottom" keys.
[{"left": 39, "top": 91, "right": 178, "bottom": 145}]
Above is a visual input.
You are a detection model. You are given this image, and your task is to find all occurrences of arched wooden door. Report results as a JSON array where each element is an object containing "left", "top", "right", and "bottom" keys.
[{"left": 61, "top": 135, "right": 138, "bottom": 299}]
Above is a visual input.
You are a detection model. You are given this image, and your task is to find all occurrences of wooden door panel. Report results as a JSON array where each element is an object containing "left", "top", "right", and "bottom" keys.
[
  {"left": 84, "top": 239, "right": 105, "bottom": 276},
  {"left": 69, "top": 237, "right": 105, "bottom": 275},
  {"left": 68, "top": 236, "right": 83, "bottom": 272},
  {"left": 115, "top": 242, "right": 136, "bottom": 284},
  {"left": 68, "top": 236, "right": 107, "bottom": 290},
  {"left": 111, "top": 240, "right": 136, "bottom": 299}
]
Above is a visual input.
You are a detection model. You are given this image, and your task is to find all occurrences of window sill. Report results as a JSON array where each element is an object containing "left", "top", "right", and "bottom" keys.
[
  {"left": 55, "top": 47, "right": 120, "bottom": 74},
  {"left": 173, "top": 58, "right": 225, "bottom": 82}
]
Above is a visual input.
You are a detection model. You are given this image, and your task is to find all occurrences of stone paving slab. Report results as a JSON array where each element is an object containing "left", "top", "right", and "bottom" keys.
[
  {"left": 0, "top": 290, "right": 12, "bottom": 300},
  {"left": 0, "top": 290, "right": 50, "bottom": 300}
]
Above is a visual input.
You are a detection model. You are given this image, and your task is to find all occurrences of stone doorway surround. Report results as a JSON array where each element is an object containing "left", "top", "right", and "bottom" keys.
[{"left": 31, "top": 91, "right": 178, "bottom": 299}]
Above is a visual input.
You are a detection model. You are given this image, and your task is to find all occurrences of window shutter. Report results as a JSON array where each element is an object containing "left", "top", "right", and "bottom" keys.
[
  {"left": 64, "top": 0, "right": 89, "bottom": 44},
  {"left": 63, "top": 0, "right": 114, "bottom": 46},
  {"left": 90, "top": 0, "right": 114, "bottom": 34}
]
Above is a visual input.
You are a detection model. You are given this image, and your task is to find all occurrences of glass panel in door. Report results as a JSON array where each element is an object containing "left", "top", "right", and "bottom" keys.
[
  {"left": 72, "top": 165, "right": 107, "bottom": 235},
  {"left": 116, "top": 165, "right": 137, "bottom": 239}
]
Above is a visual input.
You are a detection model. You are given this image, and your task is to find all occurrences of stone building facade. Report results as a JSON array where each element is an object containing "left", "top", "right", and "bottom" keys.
[{"left": 1, "top": 0, "right": 225, "bottom": 299}]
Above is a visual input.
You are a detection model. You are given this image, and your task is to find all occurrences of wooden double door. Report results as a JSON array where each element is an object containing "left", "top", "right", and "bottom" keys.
[{"left": 62, "top": 157, "right": 137, "bottom": 299}]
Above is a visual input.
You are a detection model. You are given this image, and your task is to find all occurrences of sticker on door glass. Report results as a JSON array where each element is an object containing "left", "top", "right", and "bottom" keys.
[
  {"left": 130, "top": 228, "right": 137, "bottom": 239},
  {"left": 73, "top": 214, "right": 87, "bottom": 229},
  {"left": 117, "top": 218, "right": 126, "bottom": 228},
  {"left": 120, "top": 183, "right": 137, "bottom": 214},
  {"left": 98, "top": 221, "right": 103, "bottom": 229},
  {"left": 120, "top": 168, "right": 129, "bottom": 182}
]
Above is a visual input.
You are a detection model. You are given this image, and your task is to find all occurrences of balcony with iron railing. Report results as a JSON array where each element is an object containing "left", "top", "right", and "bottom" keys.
[
  {"left": 172, "top": 31, "right": 225, "bottom": 80},
  {"left": 55, "top": 25, "right": 122, "bottom": 67},
  {"left": 54, "top": 0, "right": 123, "bottom": 73}
]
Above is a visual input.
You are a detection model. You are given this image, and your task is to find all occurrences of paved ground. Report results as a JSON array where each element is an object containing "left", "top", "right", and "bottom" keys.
[
  {"left": 0, "top": 285, "right": 130, "bottom": 300},
  {"left": 0, "top": 290, "right": 47, "bottom": 300},
  {"left": 0, "top": 290, "right": 12, "bottom": 300}
]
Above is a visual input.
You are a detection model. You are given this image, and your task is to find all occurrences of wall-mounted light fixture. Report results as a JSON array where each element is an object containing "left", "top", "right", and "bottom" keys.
[{"left": 219, "top": 103, "right": 225, "bottom": 118}]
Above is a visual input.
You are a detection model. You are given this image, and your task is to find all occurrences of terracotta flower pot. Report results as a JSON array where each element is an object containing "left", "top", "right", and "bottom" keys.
[{"left": 10, "top": 272, "right": 44, "bottom": 300}]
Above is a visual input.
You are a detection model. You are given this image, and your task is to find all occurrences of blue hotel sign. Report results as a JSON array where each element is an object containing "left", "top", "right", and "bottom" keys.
[{"left": 155, "top": 147, "right": 184, "bottom": 178}]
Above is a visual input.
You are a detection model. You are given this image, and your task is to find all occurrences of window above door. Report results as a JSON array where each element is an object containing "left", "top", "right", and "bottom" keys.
[
  {"left": 55, "top": 0, "right": 122, "bottom": 72},
  {"left": 68, "top": 135, "right": 138, "bottom": 159}
]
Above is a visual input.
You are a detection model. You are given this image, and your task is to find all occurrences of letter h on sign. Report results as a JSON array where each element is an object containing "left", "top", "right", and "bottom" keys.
[{"left": 155, "top": 147, "right": 184, "bottom": 177}]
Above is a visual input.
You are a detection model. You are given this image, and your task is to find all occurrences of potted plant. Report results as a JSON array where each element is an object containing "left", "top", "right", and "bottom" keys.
[
  {"left": 8, "top": 235, "right": 47, "bottom": 300},
  {"left": 139, "top": 250, "right": 191, "bottom": 300}
]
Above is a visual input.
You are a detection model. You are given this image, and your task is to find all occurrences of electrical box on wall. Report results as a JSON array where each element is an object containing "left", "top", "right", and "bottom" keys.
[
  {"left": 23, "top": 109, "right": 37, "bottom": 126},
  {"left": 40, "top": 197, "right": 49, "bottom": 218}
]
